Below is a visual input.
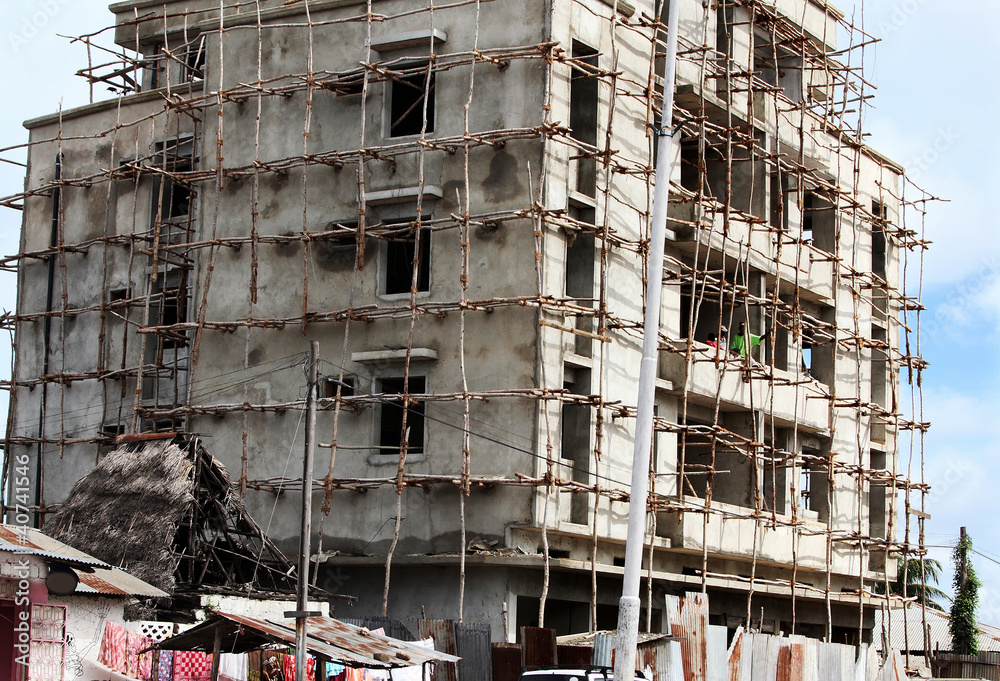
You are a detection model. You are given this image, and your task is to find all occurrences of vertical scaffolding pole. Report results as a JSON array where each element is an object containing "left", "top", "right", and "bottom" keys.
[{"left": 613, "top": 1, "right": 679, "bottom": 679}]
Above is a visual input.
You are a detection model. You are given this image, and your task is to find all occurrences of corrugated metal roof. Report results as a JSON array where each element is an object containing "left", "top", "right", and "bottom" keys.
[
  {"left": 0, "top": 525, "right": 111, "bottom": 569},
  {"left": 156, "top": 611, "right": 461, "bottom": 668},
  {"left": 874, "top": 606, "right": 1000, "bottom": 653},
  {"left": 0, "top": 524, "right": 168, "bottom": 598}
]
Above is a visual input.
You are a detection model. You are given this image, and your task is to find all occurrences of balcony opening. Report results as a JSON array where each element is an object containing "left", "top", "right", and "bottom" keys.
[
  {"left": 753, "top": 28, "right": 803, "bottom": 102},
  {"left": 678, "top": 283, "right": 723, "bottom": 344}
]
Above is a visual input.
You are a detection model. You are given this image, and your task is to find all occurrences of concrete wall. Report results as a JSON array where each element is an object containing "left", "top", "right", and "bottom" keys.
[{"left": 7, "top": 0, "right": 907, "bottom": 641}]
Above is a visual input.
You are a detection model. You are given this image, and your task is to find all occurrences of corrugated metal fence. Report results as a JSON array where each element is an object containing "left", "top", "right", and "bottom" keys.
[
  {"left": 933, "top": 650, "right": 1000, "bottom": 680},
  {"left": 664, "top": 592, "right": 908, "bottom": 681}
]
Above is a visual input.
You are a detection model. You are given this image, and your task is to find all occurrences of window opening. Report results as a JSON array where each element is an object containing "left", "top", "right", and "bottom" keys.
[
  {"left": 388, "top": 63, "right": 435, "bottom": 137},
  {"left": 151, "top": 139, "right": 195, "bottom": 238},
  {"left": 378, "top": 375, "right": 426, "bottom": 457},
  {"left": 872, "top": 200, "right": 888, "bottom": 279},
  {"left": 799, "top": 450, "right": 829, "bottom": 521},
  {"left": 561, "top": 366, "right": 592, "bottom": 524},
  {"left": 384, "top": 221, "right": 430, "bottom": 295},
  {"left": 762, "top": 430, "right": 787, "bottom": 515},
  {"left": 181, "top": 36, "right": 206, "bottom": 83},
  {"left": 565, "top": 207, "right": 596, "bottom": 356},
  {"left": 570, "top": 42, "right": 599, "bottom": 196},
  {"left": 803, "top": 191, "right": 835, "bottom": 253},
  {"left": 323, "top": 375, "right": 356, "bottom": 399}
]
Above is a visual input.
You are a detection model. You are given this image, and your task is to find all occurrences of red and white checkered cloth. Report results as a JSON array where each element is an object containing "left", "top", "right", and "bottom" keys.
[{"left": 173, "top": 650, "right": 214, "bottom": 681}]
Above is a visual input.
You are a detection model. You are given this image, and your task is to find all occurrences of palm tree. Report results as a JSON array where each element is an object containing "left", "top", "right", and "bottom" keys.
[{"left": 876, "top": 557, "right": 948, "bottom": 611}]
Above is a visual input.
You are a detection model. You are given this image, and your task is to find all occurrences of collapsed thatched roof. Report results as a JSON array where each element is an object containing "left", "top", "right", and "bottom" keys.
[{"left": 47, "top": 434, "right": 295, "bottom": 596}]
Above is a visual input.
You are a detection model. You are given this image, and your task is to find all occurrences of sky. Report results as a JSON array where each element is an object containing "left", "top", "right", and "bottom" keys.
[{"left": 1, "top": 0, "right": 999, "bottom": 624}]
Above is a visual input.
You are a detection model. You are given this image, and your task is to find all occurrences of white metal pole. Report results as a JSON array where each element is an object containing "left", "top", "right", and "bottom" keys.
[{"left": 613, "top": 0, "right": 680, "bottom": 678}]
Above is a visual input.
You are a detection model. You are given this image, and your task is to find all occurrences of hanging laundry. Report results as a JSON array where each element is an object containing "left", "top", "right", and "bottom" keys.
[
  {"left": 126, "top": 629, "right": 155, "bottom": 679},
  {"left": 173, "top": 650, "right": 214, "bottom": 681},
  {"left": 219, "top": 653, "right": 250, "bottom": 681},
  {"left": 157, "top": 650, "right": 175, "bottom": 681},
  {"left": 98, "top": 622, "right": 129, "bottom": 673},
  {"left": 262, "top": 652, "right": 285, "bottom": 681}
]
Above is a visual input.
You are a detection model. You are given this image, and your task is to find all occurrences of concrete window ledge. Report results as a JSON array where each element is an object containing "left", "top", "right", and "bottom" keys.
[
  {"left": 372, "top": 29, "right": 447, "bottom": 53},
  {"left": 351, "top": 348, "right": 438, "bottom": 363},
  {"left": 365, "top": 186, "right": 443, "bottom": 205}
]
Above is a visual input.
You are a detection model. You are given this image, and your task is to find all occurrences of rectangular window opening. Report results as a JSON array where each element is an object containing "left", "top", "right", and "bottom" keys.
[
  {"left": 152, "top": 139, "right": 195, "bottom": 227},
  {"left": 565, "top": 217, "right": 596, "bottom": 357},
  {"left": 570, "top": 42, "right": 599, "bottom": 196},
  {"left": 799, "top": 451, "right": 829, "bottom": 521},
  {"left": 316, "top": 221, "right": 361, "bottom": 269},
  {"left": 868, "top": 450, "right": 888, "bottom": 540},
  {"left": 388, "top": 63, "right": 435, "bottom": 137},
  {"left": 322, "top": 375, "right": 356, "bottom": 399},
  {"left": 762, "top": 431, "right": 787, "bottom": 515},
  {"left": 561, "top": 365, "right": 592, "bottom": 524},
  {"left": 159, "top": 286, "right": 188, "bottom": 349},
  {"left": 803, "top": 191, "right": 835, "bottom": 254},
  {"left": 680, "top": 138, "right": 700, "bottom": 194},
  {"left": 182, "top": 36, "right": 206, "bottom": 82},
  {"left": 383, "top": 224, "right": 430, "bottom": 295},
  {"left": 378, "top": 375, "right": 426, "bottom": 457},
  {"left": 872, "top": 200, "right": 888, "bottom": 280}
]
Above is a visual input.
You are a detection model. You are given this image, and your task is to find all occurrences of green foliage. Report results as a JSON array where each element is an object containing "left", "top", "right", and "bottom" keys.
[
  {"left": 949, "top": 533, "right": 981, "bottom": 655},
  {"left": 875, "top": 557, "right": 947, "bottom": 611}
]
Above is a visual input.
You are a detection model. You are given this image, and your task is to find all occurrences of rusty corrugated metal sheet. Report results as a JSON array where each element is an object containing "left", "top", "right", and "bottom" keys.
[
  {"left": 558, "top": 644, "right": 593, "bottom": 668},
  {"left": 0, "top": 523, "right": 167, "bottom": 597},
  {"left": 665, "top": 592, "right": 708, "bottom": 681},
  {"left": 213, "top": 611, "right": 459, "bottom": 668},
  {"left": 521, "top": 626, "right": 557, "bottom": 667},
  {"left": 78, "top": 572, "right": 127, "bottom": 595},
  {"left": 491, "top": 643, "right": 521, "bottom": 681},
  {"left": 727, "top": 630, "right": 743, "bottom": 681},
  {"left": 419, "top": 619, "right": 457, "bottom": 681}
]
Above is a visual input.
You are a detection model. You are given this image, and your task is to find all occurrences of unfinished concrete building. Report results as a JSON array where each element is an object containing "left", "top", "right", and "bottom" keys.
[{"left": 2, "top": 0, "right": 932, "bottom": 646}]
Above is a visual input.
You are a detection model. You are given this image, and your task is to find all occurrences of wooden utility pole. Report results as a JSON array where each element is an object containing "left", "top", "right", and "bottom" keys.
[{"left": 290, "top": 341, "right": 319, "bottom": 681}]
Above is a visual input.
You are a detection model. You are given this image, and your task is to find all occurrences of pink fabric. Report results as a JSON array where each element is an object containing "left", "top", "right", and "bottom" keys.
[
  {"left": 99, "top": 622, "right": 129, "bottom": 673},
  {"left": 126, "top": 629, "right": 155, "bottom": 679}
]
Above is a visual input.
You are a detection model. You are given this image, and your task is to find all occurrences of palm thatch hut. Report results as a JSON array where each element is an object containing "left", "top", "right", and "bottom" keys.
[{"left": 46, "top": 433, "right": 295, "bottom": 598}]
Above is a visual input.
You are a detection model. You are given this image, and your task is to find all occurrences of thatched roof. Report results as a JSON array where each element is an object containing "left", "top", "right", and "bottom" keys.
[{"left": 47, "top": 434, "right": 295, "bottom": 596}]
